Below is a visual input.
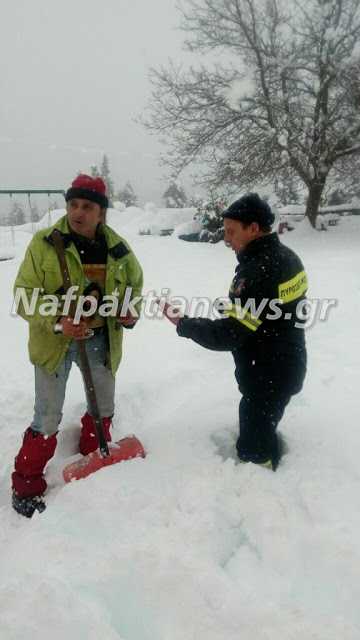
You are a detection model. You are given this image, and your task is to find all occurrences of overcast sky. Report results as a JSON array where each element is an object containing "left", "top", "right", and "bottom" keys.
[{"left": 0, "top": 0, "right": 196, "bottom": 207}]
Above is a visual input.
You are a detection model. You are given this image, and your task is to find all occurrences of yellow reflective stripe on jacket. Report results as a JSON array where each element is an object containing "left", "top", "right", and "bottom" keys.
[
  {"left": 228, "top": 303, "right": 262, "bottom": 332},
  {"left": 278, "top": 270, "right": 308, "bottom": 303}
]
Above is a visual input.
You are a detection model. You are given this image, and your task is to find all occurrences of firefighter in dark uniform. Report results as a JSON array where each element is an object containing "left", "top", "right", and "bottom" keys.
[{"left": 159, "top": 193, "right": 307, "bottom": 470}]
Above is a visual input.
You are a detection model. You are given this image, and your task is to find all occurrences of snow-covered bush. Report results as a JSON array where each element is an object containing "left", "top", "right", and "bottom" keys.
[
  {"left": 113, "top": 201, "right": 126, "bottom": 212},
  {"left": 144, "top": 202, "right": 157, "bottom": 213}
]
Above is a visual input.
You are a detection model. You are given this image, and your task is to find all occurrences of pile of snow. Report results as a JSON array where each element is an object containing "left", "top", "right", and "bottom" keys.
[
  {"left": 0, "top": 245, "right": 15, "bottom": 261},
  {"left": 136, "top": 206, "right": 197, "bottom": 236},
  {"left": 107, "top": 206, "right": 153, "bottom": 236},
  {"left": 314, "top": 213, "right": 340, "bottom": 231},
  {"left": 278, "top": 204, "right": 306, "bottom": 218},
  {"left": 173, "top": 217, "right": 202, "bottom": 238},
  {"left": 155, "top": 207, "right": 196, "bottom": 233},
  {"left": 285, "top": 216, "right": 318, "bottom": 238},
  {"left": 323, "top": 213, "right": 340, "bottom": 221},
  {"left": 113, "top": 201, "right": 126, "bottom": 212}
]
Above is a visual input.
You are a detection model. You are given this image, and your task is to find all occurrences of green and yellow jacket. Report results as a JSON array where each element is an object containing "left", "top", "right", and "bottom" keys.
[{"left": 14, "top": 215, "right": 143, "bottom": 376}]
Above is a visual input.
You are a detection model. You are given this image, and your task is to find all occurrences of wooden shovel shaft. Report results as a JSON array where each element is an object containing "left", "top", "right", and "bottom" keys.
[{"left": 52, "top": 229, "right": 110, "bottom": 458}]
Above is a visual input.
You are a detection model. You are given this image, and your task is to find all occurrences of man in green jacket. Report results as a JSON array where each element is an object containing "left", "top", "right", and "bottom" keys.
[{"left": 12, "top": 174, "right": 143, "bottom": 517}]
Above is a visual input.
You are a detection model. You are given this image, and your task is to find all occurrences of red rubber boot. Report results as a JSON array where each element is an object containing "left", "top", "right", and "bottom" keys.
[{"left": 12, "top": 427, "right": 58, "bottom": 517}]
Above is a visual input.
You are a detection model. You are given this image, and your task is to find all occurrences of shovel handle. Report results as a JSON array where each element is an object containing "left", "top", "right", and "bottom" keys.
[{"left": 52, "top": 229, "right": 110, "bottom": 458}]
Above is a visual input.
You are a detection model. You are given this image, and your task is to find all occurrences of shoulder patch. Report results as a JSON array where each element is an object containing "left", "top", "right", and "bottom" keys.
[
  {"left": 43, "top": 230, "right": 72, "bottom": 249},
  {"left": 108, "top": 241, "right": 130, "bottom": 261},
  {"left": 234, "top": 277, "right": 246, "bottom": 296}
]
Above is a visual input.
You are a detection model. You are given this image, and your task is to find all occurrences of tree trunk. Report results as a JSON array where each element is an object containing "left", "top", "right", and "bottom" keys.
[{"left": 306, "top": 182, "right": 326, "bottom": 229}]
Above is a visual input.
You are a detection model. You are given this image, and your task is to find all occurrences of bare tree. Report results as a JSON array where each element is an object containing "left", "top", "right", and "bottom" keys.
[{"left": 141, "top": 0, "right": 360, "bottom": 227}]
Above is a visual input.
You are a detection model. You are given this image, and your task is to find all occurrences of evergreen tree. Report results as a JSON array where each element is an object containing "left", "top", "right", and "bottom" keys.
[
  {"left": 162, "top": 176, "right": 187, "bottom": 208},
  {"left": 195, "top": 191, "right": 227, "bottom": 243},
  {"left": 2, "top": 211, "right": 10, "bottom": 226},
  {"left": 116, "top": 181, "right": 138, "bottom": 207},
  {"left": 90, "top": 165, "right": 100, "bottom": 178},
  {"left": 30, "top": 202, "right": 40, "bottom": 223},
  {"left": 12, "top": 200, "right": 26, "bottom": 226},
  {"left": 188, "top": 193, "right": 203, "bottom": 208},
  {"left": 100, "top": 154, "right": 114, "bottom": 203}
]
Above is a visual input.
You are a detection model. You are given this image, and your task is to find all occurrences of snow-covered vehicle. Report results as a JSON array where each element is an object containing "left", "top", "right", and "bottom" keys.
[{"left": 324, "top": 212, "right": 341, "bottom": 226}]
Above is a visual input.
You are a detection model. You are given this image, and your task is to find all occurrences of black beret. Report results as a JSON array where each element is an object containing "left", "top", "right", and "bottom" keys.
[{"left": 222, "top": 193, "right": 275, "bottom": 226}]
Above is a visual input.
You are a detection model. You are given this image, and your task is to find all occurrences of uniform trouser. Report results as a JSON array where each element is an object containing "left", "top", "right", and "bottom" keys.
[
  {"left": 31, "top": 331, "right": 115, "bottom": 436},
  {"left": 236, "top": 393, "right": 291, "bottom": 466}
]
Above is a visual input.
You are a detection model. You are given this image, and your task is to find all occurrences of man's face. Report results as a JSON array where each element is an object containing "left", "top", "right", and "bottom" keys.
[
  {"left": 224, "top": 219, "right": 257, "bottom": 255},
  {"left": 66, "top": 198, "right": 105, "bottom": 239}
]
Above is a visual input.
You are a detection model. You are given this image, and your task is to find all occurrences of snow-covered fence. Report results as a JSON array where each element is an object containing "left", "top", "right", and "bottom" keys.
[{"left": 278, "top": 200, "right": 360, "bottom": 221}]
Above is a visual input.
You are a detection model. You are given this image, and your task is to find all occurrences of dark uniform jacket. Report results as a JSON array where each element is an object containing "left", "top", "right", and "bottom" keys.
[{"left": 177, "top": 233, "right": 307, "bottom": 397}]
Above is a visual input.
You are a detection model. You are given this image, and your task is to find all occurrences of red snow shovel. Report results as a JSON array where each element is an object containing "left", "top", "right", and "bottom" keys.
[{"left": 52, "top": 230, "right": 146, "bottom": 483}]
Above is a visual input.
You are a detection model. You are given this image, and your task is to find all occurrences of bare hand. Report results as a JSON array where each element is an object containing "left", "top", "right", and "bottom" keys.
[
  {"left": 117, "top": 309, "right": 137, "bottom": 326},
  {"left": 156, "top": 300, "right": 182, "bottom": 326},
  {"left": 60, "top": 316, "right": 88, "bottom": 340}
]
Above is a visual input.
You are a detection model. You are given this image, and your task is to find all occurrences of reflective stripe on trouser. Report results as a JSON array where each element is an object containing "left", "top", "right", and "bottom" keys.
[
  {"left": 31, "top": 332, "right": 115, "bottom": 436},
  {"left": 236, "top": 394, "right": 291, "bottom": 465},
  {"left": 240, "top": 458, "right": 273, "bottom": 470}
]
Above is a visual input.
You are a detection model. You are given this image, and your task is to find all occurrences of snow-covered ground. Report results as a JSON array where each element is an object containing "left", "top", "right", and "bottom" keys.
[{"left": 0, "top": 211, "right": 359, "bottom": 639}]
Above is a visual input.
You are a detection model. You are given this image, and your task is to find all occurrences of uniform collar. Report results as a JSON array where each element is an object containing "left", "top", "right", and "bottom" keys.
[{"left": 237, "top": 232, "right": 280, "bottom": 263}]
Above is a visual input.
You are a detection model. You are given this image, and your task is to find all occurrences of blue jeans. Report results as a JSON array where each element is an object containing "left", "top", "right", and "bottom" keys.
[{"left": 31, "top": 332, "right": 115, "bottom": 436}]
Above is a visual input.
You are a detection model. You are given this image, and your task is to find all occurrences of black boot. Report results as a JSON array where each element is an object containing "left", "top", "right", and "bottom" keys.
[
  {"left": 12, "top": 490, "right": 46, "bottom": 518},
  {"left": 271, "top": 432, "right": 289, "bottom": 471}
]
